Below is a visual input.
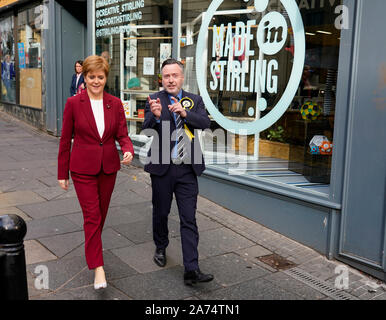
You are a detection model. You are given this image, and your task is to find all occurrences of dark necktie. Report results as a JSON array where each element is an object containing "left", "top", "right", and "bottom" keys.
[{"left": 173, "top": 96, "right": 186, "bottom": 161}]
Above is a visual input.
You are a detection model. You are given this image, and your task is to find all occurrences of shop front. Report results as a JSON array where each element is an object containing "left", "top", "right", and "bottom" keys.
[
  {"left": 0, "top": 0, "right": 88, "bottom": 134},
  {"left": 0, "top": 0, "right": 45, "bottom": 128},
  {"left": 92, "top": 0, "right": 386, "bottom": 281}
]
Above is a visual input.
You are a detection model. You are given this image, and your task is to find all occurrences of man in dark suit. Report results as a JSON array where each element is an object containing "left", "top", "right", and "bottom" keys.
[{"left": 142, "top": 58, "right": 213, "bottom": 285}]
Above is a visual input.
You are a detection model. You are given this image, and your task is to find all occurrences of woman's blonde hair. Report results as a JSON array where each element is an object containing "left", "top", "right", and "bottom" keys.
[{"left": 82, "top": 55, "right": 110, "bottom": 77}]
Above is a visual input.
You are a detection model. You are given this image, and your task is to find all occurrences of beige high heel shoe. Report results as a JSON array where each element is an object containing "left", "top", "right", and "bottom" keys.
[
  {"left": 94, "top": 266, "right": 107, "bottom": 290},
  {"left": 94, "top": 281, "right": 107, "bottom": 290}
]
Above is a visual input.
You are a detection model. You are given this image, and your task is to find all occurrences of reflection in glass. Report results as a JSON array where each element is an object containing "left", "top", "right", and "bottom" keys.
[
  {"left": 0, "top": 16, "right": 16, "bottom": 103},
  {"left": 18, "top": 5, "right": 43, "bottom": 109},
  {"left": 181, "top": 0, "right": 342, "bottom": 195}
]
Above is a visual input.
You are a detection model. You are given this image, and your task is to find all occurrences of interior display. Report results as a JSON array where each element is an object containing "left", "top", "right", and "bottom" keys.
[
  {"left": 309, "top": 135, "right": 328, "bottom": 155},
  {"left": 123, "top": 101, "right": 130, "bottom": 118},
  {"left": 319, "top": 140, "right": 333, "bottom": 155},
  {"left": 300, "top": 101, "right": 323, "bottom": 121},
  {"left": 17, "top": 5, "right": 43, "bottom": 109}
]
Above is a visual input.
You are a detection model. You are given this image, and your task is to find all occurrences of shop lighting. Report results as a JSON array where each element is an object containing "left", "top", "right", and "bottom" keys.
[
  {"left": 316, "top": 30, "right": 332, "bottom": 35},
  {"left": 305, "top": 32, "right": 316, "bottom": 36}
]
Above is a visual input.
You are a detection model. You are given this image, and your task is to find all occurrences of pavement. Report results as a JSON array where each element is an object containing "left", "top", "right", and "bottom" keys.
[{"left": 0, "top": 110, "right": 385, "bottom": 301}]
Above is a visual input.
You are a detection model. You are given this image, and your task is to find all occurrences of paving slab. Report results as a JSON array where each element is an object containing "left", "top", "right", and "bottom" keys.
[
  {"left": 197, "top": 227, "right": 255, "bottom": 258},
  {"left": 109, "top": 188, "right": 151, "bottom": 206},
  {"left": 7, "top": 179, "right": 51, "bottom": 192},
  {"left": 197, "top": 253, "right": 271, "bottom": 287},
  {"left": 17, "top": 197, "right": 82, "bottom": 219},
  {"left": 0, "top": 206, "right": 32, "bottom": 221},
  {"left": 101, "top": 227, "right": 136, "bottom": 250},
  {"left": 37, "top": 231, "right": 85, "bottom": 258},
  {"left": 24, "top": 239, "right": 57, "bottom": 265},
  {"left": 234, "top": 244, "right": 272, "bottom": 261},
  {"left": 27, "top": 255, "right": 88, "bottom": 291},
  {"left": 61, "top": 251, "right": 138, "bottom": 290},
  {"left": 263, "top": 271, "right": 327, "bottom": 300},
  {"left": 197, "top": 277, "right": 302, "bottom": 300},
  {"left": 170, "top": 211, "right": 223, "bottom": 233},
  {"left": 25, "top": 215, "right": 83, "bottom": 240},
  {"left": 0, "top": 160, "right": 56, "bottom": 171},
  {"left": 33, "top": 185, "right": 69, "bottom": 201},
  {"left": 112, "top": 216, "right": 180, "bottom": 244},
  {"left": 110, "top": 265, "right": 222, "bottom": 300},
  {"left": 30, "top": 284, "right": 131, "bottom": 300},
  {"left": 0, "top": 190, "right": 46, "bottom": 208},
  {"left": 38, "top": 175, "right": 62, "bottom": 187},
  {"left": 105, "top": 202, "right": 153, "bottom": 226},
  {"left": 111, "top": 241, "right": 174, "bottom": 273},
  {"left": 64, "top": 203, "right": 153, "bottom": 229}
]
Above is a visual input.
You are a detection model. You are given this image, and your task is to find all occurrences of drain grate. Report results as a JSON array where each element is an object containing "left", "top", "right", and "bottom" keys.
[{"left": 284, "top": 267, "right": 359, "bottom": 300}]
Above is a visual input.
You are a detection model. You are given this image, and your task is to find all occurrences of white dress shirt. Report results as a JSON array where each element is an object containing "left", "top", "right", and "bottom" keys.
[{"left": 90, "top": 99, "right": 105, "bottom": 139}]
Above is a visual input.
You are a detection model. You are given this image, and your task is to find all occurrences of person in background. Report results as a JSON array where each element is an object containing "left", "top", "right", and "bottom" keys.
[
  {"left": 1, "top": 54, "right": 15, "bottom": 102},
  {"left": 58, "top": 55, "right": 134, "bottom": 290},
  {"left": 70, "top": 60, "right": 85, "bottom": 96}
]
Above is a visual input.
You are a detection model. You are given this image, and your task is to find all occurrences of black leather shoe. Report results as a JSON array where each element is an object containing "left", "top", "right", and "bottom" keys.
[
  {"left": 184, "top": 269, "right": 214, "bottom": 286},
  {"left": 154, "top": 248, "right": 166, "bottom": 267}
]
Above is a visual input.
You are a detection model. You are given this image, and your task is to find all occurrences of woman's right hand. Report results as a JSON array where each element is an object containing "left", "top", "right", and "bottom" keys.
[{"left": 58, "top": 179, "right": 69, "bottom": 190}]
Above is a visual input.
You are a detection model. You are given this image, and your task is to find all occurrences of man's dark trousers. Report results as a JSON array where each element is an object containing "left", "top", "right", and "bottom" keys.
[{"left": 151, "top": 163, "right": 199, "bottom": 272}]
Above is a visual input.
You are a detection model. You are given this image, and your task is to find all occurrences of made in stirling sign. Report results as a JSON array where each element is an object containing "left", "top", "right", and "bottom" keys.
[{"left": 196, "top": 0, "right": 306, "bottom": 135}]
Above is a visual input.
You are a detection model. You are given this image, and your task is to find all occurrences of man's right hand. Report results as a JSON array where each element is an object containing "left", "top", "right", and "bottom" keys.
[{"left": 147, "top": 96, "right": 162, "bottom": 120}]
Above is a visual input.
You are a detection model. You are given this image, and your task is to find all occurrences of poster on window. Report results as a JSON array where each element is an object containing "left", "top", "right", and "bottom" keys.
[
  {"left": 18, "top": 43, "right": 26, "bottom": 69},
  {"left": 143, "top": 57, "right": 155, "bottom": 75},
  {"left": 160, "top": 43, "right": 171, "bottom": 69},
  {"left": 125, "top": 39, "right": 137, "bottom": 67}
]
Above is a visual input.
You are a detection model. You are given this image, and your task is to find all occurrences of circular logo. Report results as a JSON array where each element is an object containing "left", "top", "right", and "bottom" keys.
[
  {"left": 196, "top": 0, "right": 305, "bottom": 135},
  {"left": 257, "top": 12, "right": 288, "bottom": 55}
]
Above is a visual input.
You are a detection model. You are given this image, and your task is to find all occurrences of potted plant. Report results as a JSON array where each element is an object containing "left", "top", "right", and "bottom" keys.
[{"left": 259, "top": 125, "right": 291, "bottom": 160}]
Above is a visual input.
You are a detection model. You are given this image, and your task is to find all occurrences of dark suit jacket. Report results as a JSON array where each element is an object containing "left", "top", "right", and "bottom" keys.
[
  {"left": 142, "top": 89, "right": 211, "bottom": 176},
  {"left": 70, "top": 73, "right": 85, "bottom": 96},
  {"left": 58, "top": 89, "right": 134, "bottom": 180}
]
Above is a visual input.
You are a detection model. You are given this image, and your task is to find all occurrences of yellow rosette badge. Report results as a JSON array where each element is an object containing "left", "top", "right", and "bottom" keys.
[{"left": 179, "top": 97, "right": 195, "bottom": 140}]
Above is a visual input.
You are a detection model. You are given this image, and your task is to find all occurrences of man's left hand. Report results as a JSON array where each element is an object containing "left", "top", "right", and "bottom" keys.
[{"left": 168, "top": 96, "right": 187, "bottom": 118}]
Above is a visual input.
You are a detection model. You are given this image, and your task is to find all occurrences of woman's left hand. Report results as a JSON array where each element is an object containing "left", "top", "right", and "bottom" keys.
[{"left": 121, "top": 151, "right": 133, "bottom": 165}]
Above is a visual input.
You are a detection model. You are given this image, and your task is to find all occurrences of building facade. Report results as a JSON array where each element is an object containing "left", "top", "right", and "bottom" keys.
[{"left": 1, "top": 0, "right": 385, "bottom": 281}]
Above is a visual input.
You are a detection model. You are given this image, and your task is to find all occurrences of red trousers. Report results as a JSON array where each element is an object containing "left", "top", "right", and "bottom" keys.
[{"left": 71, "top": 170, "right": 117, "bottom": 270}]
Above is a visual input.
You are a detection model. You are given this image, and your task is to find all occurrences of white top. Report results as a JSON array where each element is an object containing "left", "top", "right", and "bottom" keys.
[
  {"left": 75, "top": 73, "right": 82, "bottom": 88},
  {"left": 90, "top": 99, "right": 105, "bottom": 139}
]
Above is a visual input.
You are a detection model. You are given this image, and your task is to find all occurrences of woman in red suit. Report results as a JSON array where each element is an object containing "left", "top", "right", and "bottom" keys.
[{"left": 57, "top": 55, "right": 134, "bottom": 289}]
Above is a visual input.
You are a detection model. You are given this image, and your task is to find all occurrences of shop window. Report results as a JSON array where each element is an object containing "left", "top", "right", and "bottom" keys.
[
  {"left": 180, "top": 0, "right": 344, "bottom": 195},
  {"left": 17, "top": 5, "right": 43, "bottom": 109},
  {"left": 94, "top": 0, "right": 173, "bottom": 136},
  {"left": 0, "top": 16, "right": 16, "bottom": 104}
]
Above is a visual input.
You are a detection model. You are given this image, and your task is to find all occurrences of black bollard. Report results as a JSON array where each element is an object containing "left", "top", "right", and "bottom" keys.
[{"left": 0, "top": 214, "right": 29, "bottom": 300}]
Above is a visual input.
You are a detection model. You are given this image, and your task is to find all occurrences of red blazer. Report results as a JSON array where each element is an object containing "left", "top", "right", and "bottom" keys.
[{"left": 58, "top": 89, "right": 134, "bottom": 180}]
